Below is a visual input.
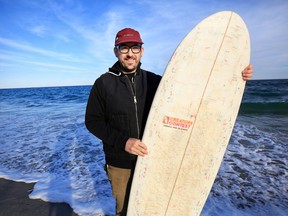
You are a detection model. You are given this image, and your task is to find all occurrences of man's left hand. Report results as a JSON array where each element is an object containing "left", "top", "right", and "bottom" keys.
[{"left": 242, "top": 64, "right": 253, "bottom": 81}]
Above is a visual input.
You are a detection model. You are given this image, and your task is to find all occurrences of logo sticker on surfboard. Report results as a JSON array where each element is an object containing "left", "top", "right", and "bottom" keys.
[{"left": 162, "top": 116, "right": 193, "bottom": 130}]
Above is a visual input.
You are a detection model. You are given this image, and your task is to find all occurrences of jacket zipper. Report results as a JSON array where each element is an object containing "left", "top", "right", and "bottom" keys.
[{"left": 126, "top": 75, "right": 140, "bottom": 139}]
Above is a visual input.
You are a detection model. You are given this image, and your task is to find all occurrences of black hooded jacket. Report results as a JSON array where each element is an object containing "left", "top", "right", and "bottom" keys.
[{"left": 85, "top": 61, "right": 161, "bottom": 168}]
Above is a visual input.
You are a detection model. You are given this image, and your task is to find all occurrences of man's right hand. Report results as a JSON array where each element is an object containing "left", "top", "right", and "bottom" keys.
[{"left": 125, "top": 138, "right": 148, "bottom": 157}]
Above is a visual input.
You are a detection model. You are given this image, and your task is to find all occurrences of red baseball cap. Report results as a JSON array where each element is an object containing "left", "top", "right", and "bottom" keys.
[{"left": 115, "top": 28, "right": 144, "bottom": 45}]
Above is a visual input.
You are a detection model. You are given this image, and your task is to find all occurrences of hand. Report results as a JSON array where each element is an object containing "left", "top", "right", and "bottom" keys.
[
  {"left": 125, "top": 138, "right": 148, "bottom": 157},
  {"left": 242, "top": 64, "right": 253, "bottom": 81}
]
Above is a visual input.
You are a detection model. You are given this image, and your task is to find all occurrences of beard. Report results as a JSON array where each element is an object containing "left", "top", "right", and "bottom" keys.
[{"left": 119, "top": 57, "right": 140, "bottom": 74}]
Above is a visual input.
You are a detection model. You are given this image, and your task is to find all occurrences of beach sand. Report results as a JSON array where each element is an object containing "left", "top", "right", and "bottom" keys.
[{"left": 0, "top": 178, "right": 78, "bottom": 216}]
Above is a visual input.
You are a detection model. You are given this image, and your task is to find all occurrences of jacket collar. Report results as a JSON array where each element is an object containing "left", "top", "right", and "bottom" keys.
[{"left": 108, "top": 61, "right": 141, "bottom": 76}]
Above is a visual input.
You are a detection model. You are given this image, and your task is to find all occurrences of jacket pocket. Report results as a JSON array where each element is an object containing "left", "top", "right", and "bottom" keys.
[
  {"left": 110, "top": 114, "right": 130, "bottom": 135},
  {"left": 108, "top": 114, "right": 131, "bottom": 158}
]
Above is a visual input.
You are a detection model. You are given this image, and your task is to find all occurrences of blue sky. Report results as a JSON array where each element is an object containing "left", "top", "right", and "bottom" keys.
[{"left": 0, "top": 0, "right": 287, "bottom": 88}]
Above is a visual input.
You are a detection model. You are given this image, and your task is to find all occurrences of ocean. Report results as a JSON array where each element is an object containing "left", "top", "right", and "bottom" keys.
[{"left": 0, "top": 79, "right": 287, "bottom": 216}]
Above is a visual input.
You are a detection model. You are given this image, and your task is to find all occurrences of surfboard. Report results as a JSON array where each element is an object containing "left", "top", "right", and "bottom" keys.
[{"left": 127, "top": 11, "right": 250, "bottom": 216}]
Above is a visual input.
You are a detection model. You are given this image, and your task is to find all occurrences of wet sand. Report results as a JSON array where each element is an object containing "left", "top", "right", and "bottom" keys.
[{"left": 0, "top": 178, "right": 78, "bottom": 216}]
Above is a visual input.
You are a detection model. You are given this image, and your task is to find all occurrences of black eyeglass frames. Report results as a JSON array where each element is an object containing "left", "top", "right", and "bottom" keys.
[{"left": 116, "top": 44, "right": 142, "bottom": 54}]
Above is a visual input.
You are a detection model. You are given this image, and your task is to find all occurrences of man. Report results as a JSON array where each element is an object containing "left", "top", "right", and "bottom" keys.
[{"left": 85, "top": 28, "right": 253, "bottom": 216}]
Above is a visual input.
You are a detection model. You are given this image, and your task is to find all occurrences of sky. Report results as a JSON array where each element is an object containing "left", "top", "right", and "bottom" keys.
[{"left": 0, "top": 0, "right": 287, "bottom": 88}]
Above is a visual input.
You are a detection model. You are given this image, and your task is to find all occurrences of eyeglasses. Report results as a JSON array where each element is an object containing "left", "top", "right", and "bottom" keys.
[{"left": 117, "top": 45, "right": 142, "bottom": 54}]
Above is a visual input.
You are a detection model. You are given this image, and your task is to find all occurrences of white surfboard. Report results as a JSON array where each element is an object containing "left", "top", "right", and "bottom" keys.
[{"left": 127, "top": 11, "right": 250, "bottom": 216}]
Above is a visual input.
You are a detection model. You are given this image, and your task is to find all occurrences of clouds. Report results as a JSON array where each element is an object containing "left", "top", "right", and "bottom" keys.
[
  {"left": 0, "top": 0, "right": 103, "bottom": 88},
  {"left": 0, "top": 38, "right": 76, "bottom": 61},
  {"left": 0, "top": 0, "right": 287, "bottom": 88}
]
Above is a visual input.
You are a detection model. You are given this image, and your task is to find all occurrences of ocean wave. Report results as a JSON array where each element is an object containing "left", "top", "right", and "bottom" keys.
[
  {"left": 239, "top": 102, "right": 288, "bottom": 115},
  {"left": 203, "top": 119, "right": 288, "bottom": 215}
]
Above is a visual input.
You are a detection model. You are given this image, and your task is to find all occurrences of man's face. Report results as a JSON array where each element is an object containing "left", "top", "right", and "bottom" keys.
[{"left": 114, "top": 42, "right": 144, "bottom": 73}]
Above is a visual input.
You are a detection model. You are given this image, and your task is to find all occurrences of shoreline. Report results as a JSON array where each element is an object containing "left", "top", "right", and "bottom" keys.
[{"left": 0, "top": 178, "right": 78, "bottom": 216}]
